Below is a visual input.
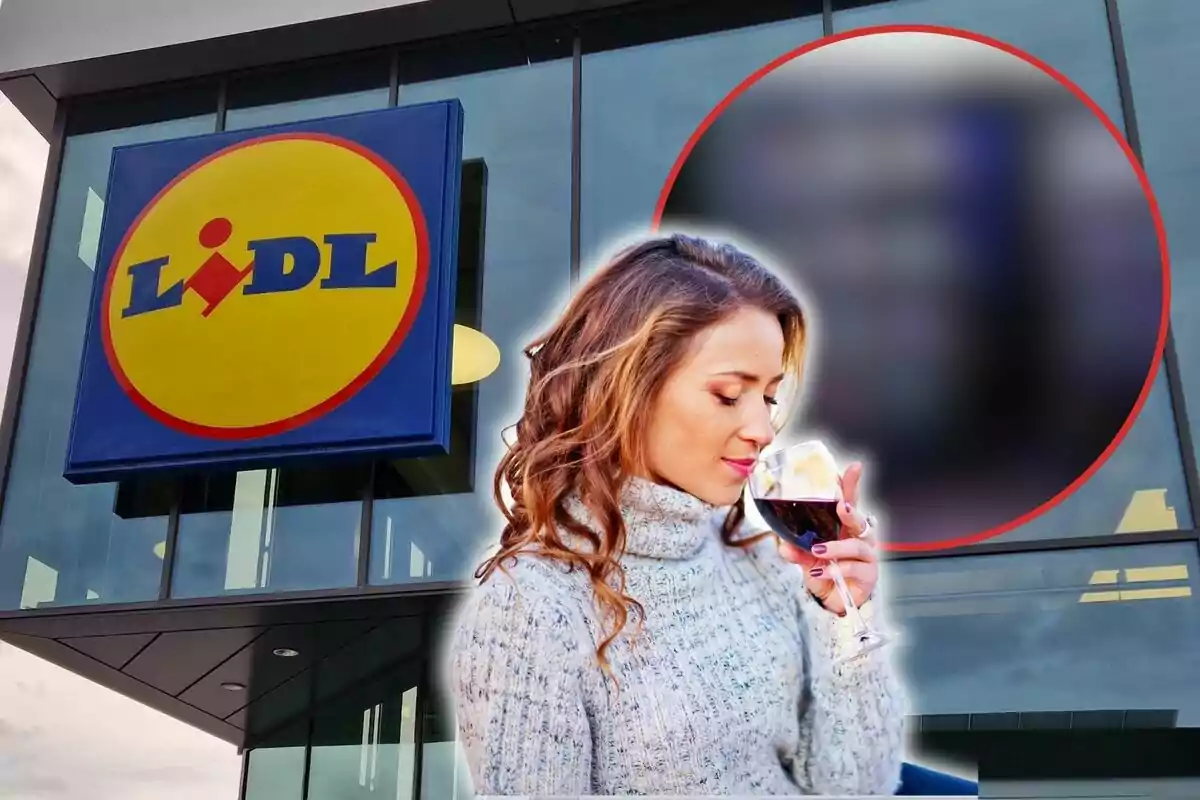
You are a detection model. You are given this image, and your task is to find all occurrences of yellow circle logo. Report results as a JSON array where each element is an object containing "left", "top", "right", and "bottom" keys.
[{"left": 101, "top": 133, "right": 429, "bottom": 439}]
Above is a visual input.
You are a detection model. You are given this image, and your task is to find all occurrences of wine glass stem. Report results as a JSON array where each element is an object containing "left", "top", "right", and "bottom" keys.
[{"left": 828, "top": 559, "right": 871, "bottom": 637}]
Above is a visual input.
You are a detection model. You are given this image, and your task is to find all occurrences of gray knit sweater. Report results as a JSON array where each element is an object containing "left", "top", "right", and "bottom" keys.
[{"left": 447, "top": 477, "right": 908, "bottom": 796}]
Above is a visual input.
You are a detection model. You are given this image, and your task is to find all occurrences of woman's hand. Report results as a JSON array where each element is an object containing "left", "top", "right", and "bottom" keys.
[{"left": 776, "top": 461, "right": 878, "bottom": 616}]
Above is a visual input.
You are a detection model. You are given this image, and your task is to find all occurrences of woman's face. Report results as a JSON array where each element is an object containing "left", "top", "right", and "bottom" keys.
[{"left": 641, "top": 306, "right": 785, "bottom": 506}]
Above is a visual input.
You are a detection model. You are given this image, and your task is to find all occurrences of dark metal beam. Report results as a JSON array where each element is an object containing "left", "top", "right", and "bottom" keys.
[
  {"left": 388, "top": 49, "right": 401, "bottom": 106},
  {"left": 570, "top": 31, "right": 582, "bottom": 285},
  {"left": 922, "top": 729, "right": 1200, "bottom": 781},
  {"left": 356, "top": 462, "right": 377, "bottom": 588},
  {"left": 157, "top": 487, "right": 182, "bottom": 601},
  {"left": 0, "top": 74, "right": 56, "bottom": 137},
  {"left": 215, "top": 77, "right": 229, "bottom": 133},
  {"left": 237, "top": 746, "right": 250, "bottom": 800},
  {"left": 0, "top": 582, "right": 462, "bottom": 638}
]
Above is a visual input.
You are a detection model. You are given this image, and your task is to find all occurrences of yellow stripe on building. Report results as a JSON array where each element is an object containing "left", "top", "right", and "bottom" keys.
[
  {"left": 1125, "top": 565, "right": 1188, "bottom": 583},
  {"left": 1080, "top": 586, "right": 1192, "bottom": 603},
  {"left": 1116, "top": 488, "right": 1178, "bottom": 534},
  {"left": 1079, "top": 590, "right": 1122, "bottom": 603},
  {"left": 1080, "top": 563, "right": 1191, "bottom": 603},
  {"left": 1121, "top": 587, "right": 1192, "bottom": 601}
]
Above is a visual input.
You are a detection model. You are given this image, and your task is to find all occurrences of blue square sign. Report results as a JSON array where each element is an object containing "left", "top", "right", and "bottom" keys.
[{"left": 64, "top": 101, "right": 464, "bottom": 483}]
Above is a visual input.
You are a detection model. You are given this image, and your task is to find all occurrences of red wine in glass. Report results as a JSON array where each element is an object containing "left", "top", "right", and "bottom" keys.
[{"left": 755, "top": 497, "right": 843, "bottom": 552}]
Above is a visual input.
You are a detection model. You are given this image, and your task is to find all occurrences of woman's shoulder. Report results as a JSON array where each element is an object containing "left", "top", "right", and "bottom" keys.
[
  {"left": 449, "top": 553, "right": 597, "bottom": 657},
  {"left": 477, "top": 549, "right": 596, "bottom": 602}
]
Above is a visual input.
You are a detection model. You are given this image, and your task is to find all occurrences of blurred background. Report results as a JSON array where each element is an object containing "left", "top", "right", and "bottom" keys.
[{"left": 662, "top": 31, "right": 1165, "bottom": 548}]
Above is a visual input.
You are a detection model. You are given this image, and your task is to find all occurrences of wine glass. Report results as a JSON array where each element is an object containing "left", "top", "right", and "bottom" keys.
[{"left": 749, "top": 440, "right": 891, "bottom": 665}]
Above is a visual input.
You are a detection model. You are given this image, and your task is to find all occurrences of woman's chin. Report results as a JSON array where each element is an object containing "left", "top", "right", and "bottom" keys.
[{"left": 693, "top": 483, "right": 745, "bottom": 508}]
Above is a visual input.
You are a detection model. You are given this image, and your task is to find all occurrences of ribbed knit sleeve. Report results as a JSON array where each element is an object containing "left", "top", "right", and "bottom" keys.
[
  {"left": 450, "top": 576, "right": 594, "bottom": 796},
  {"left": 789, "top": 590, "right": 909, "bottom": 795}
]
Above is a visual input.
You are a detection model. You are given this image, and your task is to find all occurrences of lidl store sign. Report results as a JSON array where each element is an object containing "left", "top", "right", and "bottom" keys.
[{"left": 65, "top": 102, "right": 464, "bottom": 483}]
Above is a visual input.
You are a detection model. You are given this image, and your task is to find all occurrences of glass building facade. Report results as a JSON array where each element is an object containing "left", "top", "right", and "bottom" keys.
[{"left": 1, "top": 0, "right": 1198, "bottom": 797}]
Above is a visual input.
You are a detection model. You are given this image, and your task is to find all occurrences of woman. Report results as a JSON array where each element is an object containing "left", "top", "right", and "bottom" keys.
[{"left": 448, "top": 234, "right": 913, "bottom": 796}]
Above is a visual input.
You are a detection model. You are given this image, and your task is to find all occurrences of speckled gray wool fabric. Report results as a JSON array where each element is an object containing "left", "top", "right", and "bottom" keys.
[{"left": 447, "top": 476, "right": 908, "bottom": 796}]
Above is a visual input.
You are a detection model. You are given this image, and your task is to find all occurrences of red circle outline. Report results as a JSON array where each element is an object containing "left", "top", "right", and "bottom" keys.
[
  {"left": 651, "top": 24, "right": 1173, "bottom": 552},
  {"left": 100, "top": 131, "right": 432, "bottom": 442}
]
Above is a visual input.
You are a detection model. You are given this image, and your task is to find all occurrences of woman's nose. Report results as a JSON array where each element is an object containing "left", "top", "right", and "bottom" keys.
[{"left": 742, "top": 405, "right": 776, "bottom": 448}]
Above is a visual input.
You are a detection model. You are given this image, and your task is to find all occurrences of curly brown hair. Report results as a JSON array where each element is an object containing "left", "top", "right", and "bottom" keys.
[{"left": 477, "top": 233, "right": 808, "bottom": 674}]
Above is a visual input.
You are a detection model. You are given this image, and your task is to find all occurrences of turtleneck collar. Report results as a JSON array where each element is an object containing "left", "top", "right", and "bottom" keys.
[{"left": 565, "top": 476, "right": 727, "bottom": 560}]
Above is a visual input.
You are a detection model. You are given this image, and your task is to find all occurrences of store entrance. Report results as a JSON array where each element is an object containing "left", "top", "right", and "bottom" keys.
[{"left": 243, "top": 653, "right": 470, "bottom": 800}]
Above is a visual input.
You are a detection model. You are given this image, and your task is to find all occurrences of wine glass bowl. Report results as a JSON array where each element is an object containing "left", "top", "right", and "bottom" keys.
[{"left": 749, "top": 440, "right": 891, "bottom": 664}]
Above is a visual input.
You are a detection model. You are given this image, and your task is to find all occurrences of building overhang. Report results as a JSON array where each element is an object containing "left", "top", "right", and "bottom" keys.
[
  {"left": 0, "top": 0, "right": 641, "bottom": 138},
  {"left": 0, "top": 586, "right": 464, "bottom": 749}
]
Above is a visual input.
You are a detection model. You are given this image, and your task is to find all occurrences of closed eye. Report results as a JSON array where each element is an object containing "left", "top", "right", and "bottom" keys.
[{"left": 714, "top": 393, "right": 778, "bottom": 408}]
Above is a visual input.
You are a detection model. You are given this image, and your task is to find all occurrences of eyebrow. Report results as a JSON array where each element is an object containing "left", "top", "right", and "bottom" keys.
[{"left": 713, "top": 370, "right": 786, "bottom": 384}]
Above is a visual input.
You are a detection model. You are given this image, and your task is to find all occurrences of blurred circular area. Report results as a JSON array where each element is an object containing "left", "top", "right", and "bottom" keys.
[{"left": 658, "top": 28, "right": 1167, "bottom": 550}]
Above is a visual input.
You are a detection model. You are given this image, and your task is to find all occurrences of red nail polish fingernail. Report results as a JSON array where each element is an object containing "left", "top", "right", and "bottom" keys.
[
  {"left": 809, "top": 568, "right": 824, "bottom": 578},
  {"left": 812, "top": 544, "right": 827, "bottom": 555}
]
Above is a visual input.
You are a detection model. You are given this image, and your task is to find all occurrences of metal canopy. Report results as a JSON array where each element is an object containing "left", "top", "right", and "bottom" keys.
[{"left": 0, "top": 588, "right": 458, "bottom": 748}]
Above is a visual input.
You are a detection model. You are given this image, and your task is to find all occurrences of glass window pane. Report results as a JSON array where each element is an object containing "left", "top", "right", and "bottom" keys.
[
  {"left": 224, "top": 54, "right": 391, "bottom": 131},
  {"left": 1118, "top": 0, "right": 1200, "bottom": 482},
  {"left": 368, "top": 49, "right": 573, "bottom": 586},
  {"left": 0, "top": 111, "right": 216, "bottom": 611},
  {"left": 171, "top": 464, "right": 368, "bottom": 598},
  {"left": 833, "top": 0, "right": 1124, "bottom": 125},
  {"left": 891, "top": 543, "right": 1200, "bottom": 725},
  {"left": 819, "top": 0, "right": 1190, "bottom": 544},
  {"left": 419, "top": 688, "right": 472, "bottom": 800},
  {"left": 307, "top": 661, "right": 423, "bottom": 800},
  {"left": 580, "top": 13, "right": 825, "bottom": 269},
  {"left": 244, "top": 721, "right": 307, "bottom": 800},
  {"left": 998, "top": 364, "right": 1191, "bottom": 542}
]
